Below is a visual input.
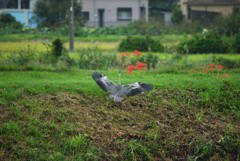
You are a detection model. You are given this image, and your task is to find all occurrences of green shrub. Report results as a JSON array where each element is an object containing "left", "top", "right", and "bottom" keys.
[
  {"left": 171, "top": 6, "right": 182, "bottom": 24},
  {"left": 127, "top": 20, "right": 162, "bottom": 35},
  {"left": 130, "top": 52, "right": 160, "bottom": 70},
  {"left": 51, "top": 38, "right": 65, "bottom": 58},
  {"left": 176, "top": 31, "right": 227, "bottom": 54},
  {"left": 0, "top": 13, "right": 23, "bottom": 34},
  {"left": 118, "top": 35, "right": 164, "bottom": 52},
  {"left": 233, "top": 32, "right": 240, "bottom": 53},
  {"left": 212, "top": 13, "right": 240, "bottom": 37},
  {"left": 77, "top": 47, "right": 117, "bottom": 70},
  {"left": 211, "top": 57, "right": 240, "bottom": 69}
]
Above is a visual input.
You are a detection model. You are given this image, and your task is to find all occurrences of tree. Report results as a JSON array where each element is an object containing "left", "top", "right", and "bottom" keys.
[
  {"left": 31, "top": 0, "right": 83, "bottom": 28},
  {"left": 0, "top": 13, "right": 23, "bottom": 29},
  {"left": 149, "top": 0, "right": 178, "bottom": 22},
  {"left": 171, "top": 6, "right": 182, "bottom": 24}
]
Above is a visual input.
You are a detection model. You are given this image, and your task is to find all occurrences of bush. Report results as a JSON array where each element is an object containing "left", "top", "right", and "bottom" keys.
[
  {"left": 118, "top": 35, "right": 164, "bottom": 52},
  {"left": 0, "top": 13, "right": 23, "bottom": 31},
  {"left": 171, "top": 6, "right": 182, "bottom": 24},
  {"left": 233, "top": 32, "right": 240, "bottom": 53},
  {"left": 77, "top": 47, "right": 117, "bottom": 70},
  {"left": 211, "top": 57, "right": 240, "bottom": 69},
  {"left": 212, "top": 13, "right": 240, "bottom": 37},
  {"left": 51, "top": 38, "right": 65, "bottom": 58},
  {"left": 176, "top": 31, "right": 227, "bottom": 54},
  {"left": 127, "top": 20, "right": 162, "bottom": 35}
]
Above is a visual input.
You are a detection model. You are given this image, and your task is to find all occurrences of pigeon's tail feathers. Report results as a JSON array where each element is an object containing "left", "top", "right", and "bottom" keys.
[{"left": 114, "top": 96, "right": 124, "bottom": 102}]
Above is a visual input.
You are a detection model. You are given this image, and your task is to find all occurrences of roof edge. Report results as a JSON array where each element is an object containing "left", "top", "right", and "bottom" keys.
[{"left": 183, "top": 2, "right": 240, "bottom": 6}]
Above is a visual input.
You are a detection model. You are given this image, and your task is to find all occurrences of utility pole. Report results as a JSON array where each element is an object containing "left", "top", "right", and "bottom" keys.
[{"left": 69, "top": 0, "right": 74, "bottom": 52}]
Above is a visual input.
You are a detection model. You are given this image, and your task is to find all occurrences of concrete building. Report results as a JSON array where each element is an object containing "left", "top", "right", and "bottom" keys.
[
  {"left": 0, "top": 0, "right": 148, "bottom": 28},
  {"left": 180, "top": 0, "right": 240, "bottom": 23},
  {"left": 81, "top": 0, "right": 148, "bottom": 27},
  {"left": 0, "top": 0, "right": 37, "bottom": 27}
]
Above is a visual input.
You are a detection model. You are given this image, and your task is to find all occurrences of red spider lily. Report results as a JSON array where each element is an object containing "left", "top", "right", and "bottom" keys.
[
  {"left": 190, "top": 69, "right": 194, "bottom": 72},
  {"left": 215, "top": 65, "right": 224, "bottom": 68},
  {"left": 208, "top": 64, "right": 213, "bottom": 67},
  {"left": 126, "top": 65, "right": 136, "bottom": 74},
  {"left": 133, "top": 50, "right": 141, "bottom": 56},
  {"left": 135, "top": 62, "right": 147, "bottom": 70},
  {"left": 222, "top": 73, "right": 229, "bottom": 77},
  {"left": 210, "top": 68, "right": 214, "bottom": 70},
  {"left": 119, "top": 52, "right": 130, "bottom": 57},
  {"left": 204, "top": 64, "right": 213, "bottom": 68},
  {"left": 202, "top": 69, "right": 208, "bottom": 73}
]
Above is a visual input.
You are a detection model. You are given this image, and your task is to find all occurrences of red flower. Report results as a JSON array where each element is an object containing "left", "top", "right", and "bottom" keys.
[
  {"left": 210, "top": 68, "right": 214, "bottom": 70},
  {"left": 119, "top": 52, "right": 130, "bottom": 57},
  {"left": 133, "top": 50, "right": 141, "bottom": 56},
  {"left": 202, "top": 69, "right": 206, "bottom": 73},
  {"left": 208, "top": 64, "right": 213, "bottom": 67},
  {"left": 215, "top": 65, "right": 224, "bottom": 68},
  {"left": 222, "top": 73, "right": 229, "bottom": 77},
  {"left": 204, "top": 64, "right": 213, "bottom": 68},
  {"left": 136, "top": 62, "right": 147, "bottom": 70},
  {"left": 190, "top": 69, "right": 194, "bottom": 72},
  {"left": 126, "top": 65, "right": 136, "bottom": 74}
]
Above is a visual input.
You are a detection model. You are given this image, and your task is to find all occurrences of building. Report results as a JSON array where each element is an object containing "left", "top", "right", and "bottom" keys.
[
  {"left": 0, "top": 0, "right": 148, "bottom": 28},
  {"left": 81, "top": 0, "right": 148, "bottom": 27},
  {"left": 0, "top": 0, "right": 37, "bottom": 27},
  {"left": 180, "top": 0, "right": 240, "bottom": 23}
]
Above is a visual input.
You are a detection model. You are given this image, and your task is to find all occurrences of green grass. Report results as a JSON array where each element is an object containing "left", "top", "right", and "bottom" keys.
[
  {"left": 0, "top": 69, "right": 239, "bottom": 160},
  {"left": 0, "top": 69, "right": 240, "bottom": 160},
  {"left": 0, "top": 34, "right": 191, "bottom": 43},
  {"left": 0, "top": 69, "right": 238, "bottom": 99},
  {"left": 0, "top": 33, "right": 240, "bottom": 160},
  {"left": 0, "top": 34, "right": 124, "bottom": 42}
]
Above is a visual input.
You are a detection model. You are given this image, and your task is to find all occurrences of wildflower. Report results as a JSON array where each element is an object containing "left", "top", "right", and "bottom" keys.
[
  {"left": 208, "top": 64, "right": 213, "bottom": 67},
  {"left": 204, "top": 64, "right": 213, "bottom": 68},
  {"left": 133, "top": 50, "right": 141, "bottom": 56},
  {"left": 119, "top": 52, "right": 130, "bottom": 57},
  {"left": 215, "top": 65, "right": 224, "bottom": 68},
  {"left": 222, "top": 74, "right": 229, "bottom": 77},
  {"left": 135, "top": 62, "right": 147, "bottom": 70},
  {"left": 210, "top": 68, "right": 214, "bottom": 70},
  {"left": 190, "top": 69, "right": 194, "bottom": 72},
  {"left": 202, "top": 69, "right": 208, "bottom": 73},
  {"left": 126, "top": 65, "right": 136, "bottom": 74}
]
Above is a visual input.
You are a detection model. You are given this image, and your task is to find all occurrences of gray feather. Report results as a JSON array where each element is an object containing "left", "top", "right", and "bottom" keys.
[{"left": 92, "top": 72, "right": 153, "bottom": 102}]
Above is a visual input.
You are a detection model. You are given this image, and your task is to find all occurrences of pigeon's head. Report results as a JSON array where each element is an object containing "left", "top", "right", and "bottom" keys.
[{"left": 119, "top": 71, "right": 121, "bottom": 74}]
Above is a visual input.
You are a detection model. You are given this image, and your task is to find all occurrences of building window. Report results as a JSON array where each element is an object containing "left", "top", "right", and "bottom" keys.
[
  {"left": 7, "top": 0, "right": 18, "bottom": 9},
  {"left": 81, "top": 12, "right": 89, "bottom": 20},
  {"left": 21, "top": 0, "right": 29, "bottom": 9},
  {"left": 233, "top": 7, "right": 239, "bottom": 14},
  {"left": 117, "top": 8, "right": 132, "bottom": 20}
]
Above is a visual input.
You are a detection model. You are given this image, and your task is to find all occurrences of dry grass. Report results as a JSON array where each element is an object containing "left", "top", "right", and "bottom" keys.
[{"left": 0, "top": 41, "right": 119, "bottom": 53}]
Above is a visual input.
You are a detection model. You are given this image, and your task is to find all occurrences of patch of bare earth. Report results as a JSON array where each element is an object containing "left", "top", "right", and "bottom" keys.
[{"left": 1, "top": 89, "right": 239, "bottom": 160}]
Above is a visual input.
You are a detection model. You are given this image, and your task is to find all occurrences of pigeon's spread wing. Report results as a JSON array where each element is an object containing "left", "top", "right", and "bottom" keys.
[
  {"left": 121, "top": 82, "right": 153, "bottom": 97},
  {"left": 92, "top": 72, "right": 116, "bottom": 92}
]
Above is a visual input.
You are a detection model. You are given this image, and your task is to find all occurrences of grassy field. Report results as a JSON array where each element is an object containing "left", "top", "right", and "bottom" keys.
[
  {"left": 0, "top": 34, "right": 192, "bottom": 52},
  {"left": 0, "top": 41, "right": 119, "bottom": 52},
  {"left": 0, "top": 69, "right": 240, "bottom": 160},
  {"left": 0, "top": 34, "right": 191, "bottom": 43},
  {"left": 0, "top": 33, "right": 240, "bottom": 160}
]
